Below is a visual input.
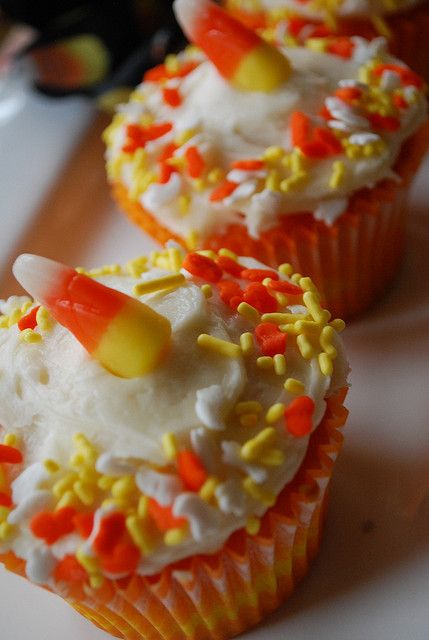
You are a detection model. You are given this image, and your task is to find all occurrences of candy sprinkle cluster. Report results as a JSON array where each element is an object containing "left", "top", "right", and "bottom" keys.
[{"left": 0, "top": 247, "right": 345, "bottom": 587}]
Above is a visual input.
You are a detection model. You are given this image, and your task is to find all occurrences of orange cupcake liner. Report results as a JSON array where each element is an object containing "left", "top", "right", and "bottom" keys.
[
  {"left": 0, "top": 388, "right": 348, "bottom": 640},
  {"left": 224, "top": 1, "right": 429, "bottom": 80},
  {"left": 112, "top": 121, "right": 429, "bottom": 320}
]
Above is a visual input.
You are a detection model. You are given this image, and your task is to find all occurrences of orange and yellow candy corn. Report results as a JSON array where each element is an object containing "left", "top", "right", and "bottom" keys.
[
  {"left": 174, "top": 0, "right": 291, "bottom": 92},
  {"left": 12, "top": 254, "right": 171, "bottom": 378}
]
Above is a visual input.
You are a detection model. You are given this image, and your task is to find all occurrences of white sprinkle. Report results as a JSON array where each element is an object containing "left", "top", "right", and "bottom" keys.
[
  {"left": 8, "top": 491, "right": 53, "bottom": 525},
  {"left": 141, "top": 172, "right": 182, "bottom": 208},
  {"left": 349, "top": 132, "right": 381, "bottom": 145},
  {"left": 96, "top": 453, "right": 137, "bottom": 477},
  {"left": 173, "top": 493, "right": 223, "bottom": 541},
  {"left": 223, "top": 180, "right": 257, "bottom": 206},
  {"left": 135, "top": 466, "right": 183, "bottom": 506},
  {"left": 226, "top": 169, "right": 267, "bottom": 184},
  {"left": 26, "top": 547, "right": 56, "bottom": 584}
]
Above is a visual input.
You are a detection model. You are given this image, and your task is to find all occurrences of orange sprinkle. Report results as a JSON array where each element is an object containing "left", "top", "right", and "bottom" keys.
[
  {"left": 162, "top": 86, "right": 182, "bottom": 108},
  {"left": 290, "top": 111, "right": 310, "bottom": 147},
  {"left": 240, "top": 268, "right": 279, "bottom": 282},
  {"left": 54, "top": 555, "right": 88, "bottom": 583},
  {"left": 216, "top": 256, "right": 244, "bottom": 277},
  {"left": 267, "top": 280, "right": 302, "bottom": 295},
  {"left": 209, "top": 180, "right": 238, "bottom": 202},
  {"left": 93, "top": 513, "right": 125, "bottom": 556},
  {"left": 30, "top": 507, "right": 76, "bottom": 545},
  {"left": 231, "top": 159, "right": 265, "bottom": 171},
  {"left": 100, "top": 541, "right": 140, "bottom": 575},
  {"left": 185, "top": 145, "right": 205, "bottom": 178},
  {"left": 143, "top": 61, "right": 198, "bottom": 83},
  {"left": 284, "top": 396, "right": 315, "bottom": 437},
  {"left": 0, "top": 444, "right": 23, "bottom": 464},
  {"left": 334, "top": 87, "right": 362, "bottom": 103},
  {"left": 73, "top": 512, "right": 94, "bottom": 539},
  {"left": 18, "top": 305, "right": 40, "bottom": 331},
  {"left": 183, "top": 252, "right": 223, "bottom": 282},
  {"left": 0, "top": 492, "right": 12, "bottom": 507},
  {"left": 158, "top": 142, "right": 178, "bottom": 162},
  {"left": 327, "top": 38, "right": 354, "bottom": 59},
  {"left": 372, "top": 63, "right": 423, "bottom": 88},
  {"left": 217, "top": 279, "right": 243, "bottom": 307},
  {"left": 148, "top": 499, "right": 186, "bottom": 532},
  {"left": 158, "top": 161, "right": 177, "bottom": 184},
  {"left": 177, "top": 450, "right": 208, "bottom": 492}
]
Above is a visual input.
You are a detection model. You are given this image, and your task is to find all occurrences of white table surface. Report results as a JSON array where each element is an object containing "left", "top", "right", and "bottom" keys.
[{"left": 0, "top": 90, "right": 429, "bottom": 640}]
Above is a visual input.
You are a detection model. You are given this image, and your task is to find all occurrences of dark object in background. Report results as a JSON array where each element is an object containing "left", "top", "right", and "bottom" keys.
[{"left": 0, "top": 0, "right": 186, "bottom": 98}]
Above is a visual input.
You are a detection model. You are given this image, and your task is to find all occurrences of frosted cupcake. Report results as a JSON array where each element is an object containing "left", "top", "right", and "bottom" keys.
[
  {"left": 104, "top": 0, "right": 428, "bottom": 319},
  {"left": 0, "top": 244, "right": 348, "bottom": 640},
  {"left": 224, "top": 0, "right": 429, "bottom": 80}
]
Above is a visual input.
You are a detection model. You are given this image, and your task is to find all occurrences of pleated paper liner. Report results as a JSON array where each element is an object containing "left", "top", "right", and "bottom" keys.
[
  {"left": 112, "top": 120, "right": 429, "bottom": 320},
  {"left": 0, "top": 388, "right": 348, "bottom": 640},
  {"left": 224, "top": 1, "right": 429, "bottom": 80}
]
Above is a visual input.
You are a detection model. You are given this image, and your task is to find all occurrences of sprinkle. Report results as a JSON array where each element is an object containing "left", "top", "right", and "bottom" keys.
[
  {"left": 174, "top": 128, "right": 197, "bottom": 146},
  {"left": 329, "top": 318, "right": 346, "bottom": 332},
  {"left": 218, "top": 248, "right": 238, "bottom": 260},
  {"left": 133, "top": 273, "right": 185, "bottom": 296},
  {"left": 278, "top": 263, "right": 293, "bottom": 276},
  {"left": 329, "top": 160, "right": 346, "bottom": 189},
  {"left": 30, "top": 507, "right": 76, "bottom": 545},
  {"left": 284, "top": 396, "right": 315, "bottom": 437},
  {"left": 43, "top": 459, "right": 60, "bottom": 474},
  {"left": 261, "top": 312, "right": 300, "bottom": 324},
  {"left": 93, "top": 512, "right": 125, "bottom": 555},
  {"left": 319, "top": 325, "right": 337, "bottom": 358},
  {"left": 98, "top": 475, "right": 115, "bottom": 491},
  {"left": 209, "top": 180, "right": 238, "bottom": 202},
  {"left": 266, "top": 280, "right": 302, "bottom": 295},
  {"left": 290, "top": 273, "right": 302, "bottom": 284},
  {"left": 138, "top": 495, "right": 149, "bottom": 518},
  {"left": 199, "top": 476, "right": 219, "bottom": 503},
  {"left": 17, "top": 305, "right": 40, "bottom": 331},
  {"left": 111, "top": 476, "right": 136, "bottom": 499},
  {"left": 54, "top": 475, "right": 78, "bottom": 498},
  {"left": 371, "top": 14, "right": 392, "bottom": 38},
  {"left": 284, "top": 378, "right": 305, "bottom": 395},
  {"left": 240, "top": 332, "right": 254, "bottom": 355},
  {"left": 216, "top": 255, "right": 243, "bottom": 277},
  {"left": 265, "top": 403, "right": 285, "bottom": 424},
  {"left": 260, "top": 449, "right": 285, "bottom": 466},
  {"left": 0, "top": 522, "right": 15, "bottom": 541},
  {"left": 207, "top": 167, "right": 225, "bottom": 183},
  {"left": 241, "top": 427, "right": 277, "bottom": 462},
  {"left": 255, "top": 322, "right": 287, "bottom": 356},
  {"left": 273, "top": 354, "right": 286, "bottom": 375},
  {"left": 162, "top": 86, "right": 182, "bottom": 107},
  {"left": 178, "top": 194, "right": 191, "bottom": 215},
  {"left": 243, "top": 283, "right": 278, "bottom": 314},
  {"left": 100, "top": 541, "right": 140, "bottom": 575},
  {"left": 0, "top": 493, "right": 12, "bottom": 507},
  {"left": 54, "top": 555, "right": 88, "bottom": 583},
  {"left": 177, "top": 450, "right": 208, "bottom": 491},
  {"left": 126, "top": 515, "right": 155, "bottom": 554},
  {"left": 73, "top": 513, "right": 94, "bottom": 539},
  {"left": 298, "top": 277, "right": 317, "bottom": 293},
  {"left": 237, "top": 301, "right": 260, "bottom": 322},
  {"left": 257, "top": 356, "right": 274, "bottom": 369},
  {"left": 242, "top": 478, "right": 276, "bottom": 507},
  {"left": 89, "top": 575, "right": 105, "bottom": 589},
  {"left": 19, "top": 328, "right": 42, "bottom": 343},
  {"left": 265, "top": 170, "right": 281, "bottom": 192},
  {"left": 3, "top": 433, "right": 17, "bottom": 447},
  {"left": 148, "top": 499, "right": 186, "bottom": 532},
  {"left": 197, "top": 334, "right": 241, "bottom": 358},
  {"left": 56, "top": 491, "right": 77, "bottom": 510},
  {"left": 232, "top": 159, "right": 265, "bottom": 171},
  {"left": 246, "top": 516, "right": 261, "bottom": 535},
  {"left": 303, "top": 291, "right": 331, "bottom": 324},
  {"left": 162, "top": 432, "right": 178, "bottom": 461},
  {"left": 235, "top": 401, "right": 263, "bottom": 415},
  {"left": 164, "top": 526, "right": 187, "bottom": 546},
  {"left": 73, "top": 481, "right": 95, "bottom": 506},
  {"left": 319, "top": 352, "right": 334, "bottom": 376},
  {"left": 200, "top": 285, "right": 212, "bottom": 303},
  {"left": 241, "top": 268, "right": 279, "bottom": 282},
  {"left": 183, "top": 252, "right": 222, "bottom": 282},
  {"left": 0, "top": 444, "right": 22, "bottom": 464},
  {"left": 76, "top": 548, "right": 99, "bottom": 574},
  {"left": 296, "top": 334, "right": 314, "bottom": 359},
  {"left": 240, "top": 414, "right": 259, "bottom": 427}
]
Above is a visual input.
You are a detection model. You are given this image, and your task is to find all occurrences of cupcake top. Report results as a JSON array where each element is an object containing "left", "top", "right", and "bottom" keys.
[
  {"left": 226, "top": 0, "right": 424, "bottom": 21},
  {"left": 0, "top": 245, "right": 348, "bottom": 587},
  {"left": 104, "top": 0, "right": 426, "bottom": 242}
]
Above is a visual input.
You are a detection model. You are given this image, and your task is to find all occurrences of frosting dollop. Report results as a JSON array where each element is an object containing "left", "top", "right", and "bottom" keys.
[{"left": 0, "top": 246, "right": 348, "bottom": 584}]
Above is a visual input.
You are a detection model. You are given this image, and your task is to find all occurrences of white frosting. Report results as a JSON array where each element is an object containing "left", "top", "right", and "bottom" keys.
[
  {"left": 0, "top": 251, "right": 349, "bottom": 581},
  {"left": 105, "top": 39, "right": 426, "bottom": 240}
]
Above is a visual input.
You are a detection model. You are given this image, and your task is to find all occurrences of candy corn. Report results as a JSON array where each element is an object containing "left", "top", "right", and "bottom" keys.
[
  {"left": 173, "top": 0, "right": 291, "bottom": 92},
  {"left": 12, "top": 255, "right": 171, "bottom": 378}
]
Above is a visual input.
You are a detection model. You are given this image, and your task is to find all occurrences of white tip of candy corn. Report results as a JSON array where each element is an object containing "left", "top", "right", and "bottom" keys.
[
  {"left": 13, "top": 254, "right": 69, "bottom": 303},
  {"left": 174, "top": 0, "right": 207, "bottom": 40}
]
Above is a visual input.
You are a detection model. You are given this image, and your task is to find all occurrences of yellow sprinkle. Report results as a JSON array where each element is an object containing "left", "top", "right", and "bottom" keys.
[
  {"left": 291, "top": 272, "right": 302, "bottom": 284},
  {"left": 273, "top": 354, "right": 286, "bottom": 376},
  {"left": 297, "top": 334, "right": 315, "bottom": 360},
  {"left": 0, "top": 316, "right": 9, "bottom": 329},
  {"left": 97, "top": 475, "right": 115, "bottom": 491},
  {"left": 274, "top": 292, "right": 288, "bottom": 306},
  {"left": 371, "top": 14, "right": 393, "bottom": 38},
  {"left": 241, "top": 427, "right": 277, "bottom": 462},
  {"left": 126, "top": 515, "right": 155, "bottom": 554},
  {"left": 207, "top": 167, "right": 224, "bottom": 184},
  {"left": 319, "top": 352, "right": 334, "bottom": 376},
  {"left": 186, "top": 230, "right": 199, "bottom": 251},
  {"left": 8, "top": 308, "right": 22, "bottom": 327},
  {"left": 260, "top": 448, "right": 285, "bottom": 466},
  {"left": 0, "top": 506, "right": 11, "bottom": 522},
  {"left": 162, "top": 432, "right": 178, "bottom": 461},
  {"left": 56, "top": 490, "right": 77, "bottom": 510},
  {"left": 43, "top": 459, "right": 60, "bottom": 474},
  {"left": 240, "top": 414, "right": 259, "bottom": 427},
  {"left": 73, "top": 481, "right": 96, "bottom": 506},
  {"left": 164, "top": 527, "right": 188, "bottom": 546},
  {"left": 257, "top": 356, "right": 274, "bottom": 370},
  {"left": 168, "top": 247, "right": 184, "bottom": 272},
  {"left": 246, "top": 516, "right": 261, "bottom": 535},
  {"left": 111, "top": 476, "right": 136, "bottom": 499},
  {"left": 262, "top": 312, "right": 304, "bottom": 324},
  {"left": 36, "top": 306, "right": 54, "bottom": 332},
  {"left": 53, "top": 473, "right": 78, "bottom": 499},
  {"left": 165, "top": 54, "right": 180, "bottom": 73},
  {"left": 138, "top": 495, "right": 150, "bottom": 519},
  {"left": 218, "top": 248, "right": 238, "bottom": 260},
  {"left": 262, "top": 145, "right": 285, "bottom": 161},
  {"left": 291, "top": 149, "right": 306, "bottom": 174},
  {"left": 0, "top": 467, "right": 7, "bottom": 491},
  {"left": 0, "top": 521, "right": 15, "bottom": 541},
  {"left": 299, "top": 277, "right": 317, "bottom": 294},
  {"left": 280, "top": 171, "right": 308, "bottom": 192},
  {"left": 303, "top": 291, "right": 331, "bottom": 324},
  {"left": 101, "top": 497, "right": 128, "bottom": 511},
  {"left": 19, "top": 328, "right": 42, "bottom": 343},
  {"left": 133, "top": 273, "right": 185, "bottom": 297},
  {"left": 197, "top": 334, "right": 241, "bottom": 358},
  {"left": 235, "top": 401, "right": 263, "bottom": 415},
  {"left": 178, "top": 194, "right": 191, "bottom": 216},
  {"left": 78, "top": 467, "right": 98, "bottom": 484},
  {"left": 329, "top": 318, "right": 346, "bottom": 332},
  {"left": 265, "top": 169, "right": 281, "bottom": 192},
  {"left": 174, "top": 128, "right": 197, "bottom": 146},
  {"left": 3, "top": 433, "right": 17, "bottom": 447},
  {"left": 284, "top": 378, "right": 305, "bottom": 395},
  {"left": 320, "top": 326, "right": 337, "bottom": 358},
  {"left": 329, "top": 160, "right": 346, "bottom": 189},
  {"left": 201, "top": 284, "right": 213, "bottom": 298},
  {"left": 125, "top": 256, "right": 148, "bottom": 278},
  {"left": 306, "top": 37, "right": 328, "bottom": 52},
  {"left": 89, "top": 574, "right": 104, "bottom": 590},
  {"left": 278, "top": 263, "right": 293, "bottom": 276},
  {"left": 237, "top": 302, "right": 260, "bottom": 322},
  {"left": 240, "top": 332, "right": 254, "bottom": 355},
  {"left": 193, "top": 178, "right": 205, "bottom": 192},
  {"left": 196, "top": 249, "right": 217, "bottom": 260},
  {"left": 242, "top": 477, "right": 276, "bottom": 507},
  {"left": 199, "top": 477, "right": 219, "bottom": 503},
  {"left": 295, "top": 320, "right": 322, "bottom": 334},
  {"left": 265, "top": 403, "right": 285, "bottom": 424}
]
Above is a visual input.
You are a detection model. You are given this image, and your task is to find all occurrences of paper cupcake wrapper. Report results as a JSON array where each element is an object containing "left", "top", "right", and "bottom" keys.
[
  {"left": 224, "top": 1, "right": 429, "bottom": 80},
  {"left": 0, "top": 389, "right": 348, "bottom": 640}
]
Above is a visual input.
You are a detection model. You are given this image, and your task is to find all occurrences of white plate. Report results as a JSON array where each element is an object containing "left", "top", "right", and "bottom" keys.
[{"left": 0, "top": 99, "right": 429, "bottom": 640}]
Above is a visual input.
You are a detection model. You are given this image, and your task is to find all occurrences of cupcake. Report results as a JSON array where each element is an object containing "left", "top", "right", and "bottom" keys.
[
  {"left": 0, "top": 244, "right": 349, "bottom": 640},
  {"left": 223, "top": 0, "right": 429, "bottom": 80},
  {"left": 104, "top": 0, "right": 428, "bottom": 319}
]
